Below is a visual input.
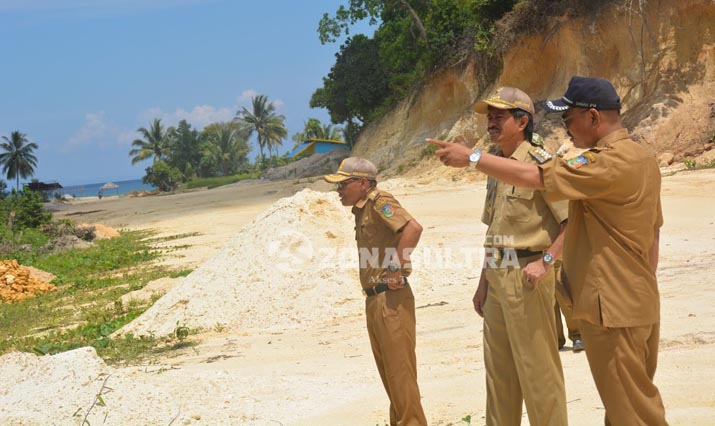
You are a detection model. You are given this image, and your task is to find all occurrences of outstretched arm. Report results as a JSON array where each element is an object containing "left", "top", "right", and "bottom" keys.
[{"left": 426, "top": 138, "right": 545, "bottom": 189}]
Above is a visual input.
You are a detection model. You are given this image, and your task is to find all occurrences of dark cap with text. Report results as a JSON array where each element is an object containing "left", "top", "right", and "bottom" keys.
[{"left": 543, "top": 76, "right": 621, "bottom": 113}]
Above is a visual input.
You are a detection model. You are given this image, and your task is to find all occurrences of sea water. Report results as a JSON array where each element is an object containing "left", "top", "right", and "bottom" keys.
[{"left": 61, "top": 179, "right": 155, "bottom": 198}]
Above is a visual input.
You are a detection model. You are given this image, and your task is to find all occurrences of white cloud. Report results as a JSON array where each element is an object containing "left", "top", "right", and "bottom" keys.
[
  {"left": 238, "top": 89, "right": 258, "bottom": 103},
  {"left": 65, "top": 111, "right": 110, "bottom": 150},
  {"left": 176, "top": 105, "right": 234, "bottom": 128},
  {"left": 64, "top": 111, "right": 136, "bottom": 153},
  {"left": 117, "top": 129, "right": 137, "bottom": 147},
  {"left": 237, "top": 90, "right": 285, "bottom": 111},
  {"left": 139, "top": 107, "right": 164, "bottom": 123},
  {"left": 140, "top": 89, "right": 289, "bottom": 129},
  {"left": 138, "top": 104, "right": 234, "bottom": 130}
]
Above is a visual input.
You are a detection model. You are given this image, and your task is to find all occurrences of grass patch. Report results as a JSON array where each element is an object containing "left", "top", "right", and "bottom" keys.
[
  {"left": 682, "top": 158, "right": 715, "bottom": 171},
  {"left": 420, "top": 142, "right": 440, "bottom": 160},
  {"left": 183, "top": 172, "right": 260, "bottom": 190},
  {"left": 0, "top": 230, "right": 195, "bottom": 364}
]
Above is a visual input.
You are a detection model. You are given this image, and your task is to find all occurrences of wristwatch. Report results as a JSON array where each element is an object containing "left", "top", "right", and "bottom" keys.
[
  {"left": 542, "top": 252, "right": 555, "bottom": 266},
  {"left": 387, "top": 262, "right": 401, "bottom": 273},
  {"left": 468, "top": 149, "right": 483, "bottom": 169}
]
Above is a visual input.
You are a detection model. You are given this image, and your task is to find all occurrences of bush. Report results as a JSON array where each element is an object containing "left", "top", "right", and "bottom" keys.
[
  {"left": 0, "top": 190, "right": 52, "bottom": 230},
  {"left": 143, "top": 161, "right": 184, "bottom": 192},
  {"left": 38, "top": 220, "right": 75, "bottom": 239}
]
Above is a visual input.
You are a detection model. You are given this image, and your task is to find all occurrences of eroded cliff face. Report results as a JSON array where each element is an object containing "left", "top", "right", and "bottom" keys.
[{"left": 355, "top": 0, "right": 715, "bottom": 175}]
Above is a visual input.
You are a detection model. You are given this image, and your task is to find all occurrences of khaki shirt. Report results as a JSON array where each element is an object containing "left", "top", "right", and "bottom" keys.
[
  {"left": 482, "top": 141, "right": 568, "bottom": 251},
  {"left": 540, "top": 129, "right": 663, "bottom": 327},
  {"left": 353, "top": 188, "right": 414, "bottom": 290}
]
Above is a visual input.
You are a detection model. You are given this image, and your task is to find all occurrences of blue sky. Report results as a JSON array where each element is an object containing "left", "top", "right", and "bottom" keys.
[{"left": 0, "top": 0, "right": 372, "bottom": 186}]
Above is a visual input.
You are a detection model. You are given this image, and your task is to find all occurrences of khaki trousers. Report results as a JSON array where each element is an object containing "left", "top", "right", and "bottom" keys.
[
  {"left": 579, "top": 321, "right": 668, "bottom": 426},
  {"left": 554, "top": 264, "right": 580, "bottom": 347},
  {"left": 366, "top": 285, "right": 427, "bottom": 426},
  {"left": 554, "top": 300, "right": 580, "bottom": 346},
  {"left": 483, "top": 263, "right": 568, "bottom": 426}
]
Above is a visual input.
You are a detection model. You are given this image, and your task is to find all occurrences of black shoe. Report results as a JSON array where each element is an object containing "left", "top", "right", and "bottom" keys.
[{"left": 572, "top": 339, "right": 585, "bottom": 353}]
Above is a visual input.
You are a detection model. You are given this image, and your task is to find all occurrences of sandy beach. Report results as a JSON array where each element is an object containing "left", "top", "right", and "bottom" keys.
[{"left": 5, "top": 169, "right": 714, "bottom": 425}]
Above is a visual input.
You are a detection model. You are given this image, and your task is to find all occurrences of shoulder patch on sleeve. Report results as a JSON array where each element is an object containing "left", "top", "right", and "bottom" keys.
[
  {"left": 528, "top": 147, "right": 553, "bottom": 164},
  {"left": 374, "top": 198, "right": 394, "bottom": 218},
  {"left": 566, "top": 152, "right": 596, "bottom": 169}
]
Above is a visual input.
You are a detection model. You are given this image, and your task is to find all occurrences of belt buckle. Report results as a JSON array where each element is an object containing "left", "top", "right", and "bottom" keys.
[{"left": 493, "top": 248, "right": 503, "bottom": 262}]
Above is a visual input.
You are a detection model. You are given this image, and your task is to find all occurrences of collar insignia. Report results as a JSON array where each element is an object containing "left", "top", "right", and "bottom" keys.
[{"left": 528, "top": 147, "right": 553, "bottom": 164}]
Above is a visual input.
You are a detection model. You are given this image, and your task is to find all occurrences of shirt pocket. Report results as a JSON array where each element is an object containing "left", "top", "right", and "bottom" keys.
[
  {"left": 504, "top": 187, "right": 535, "bottom": 223},
  {"left": 360, "top": 222, "right": 379, "bottom": 242}
]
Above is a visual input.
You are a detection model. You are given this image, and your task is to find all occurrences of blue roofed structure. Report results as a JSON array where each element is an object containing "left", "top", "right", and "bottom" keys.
[{"left": 287, "top": 138, "right": 350, "bottom": 159}]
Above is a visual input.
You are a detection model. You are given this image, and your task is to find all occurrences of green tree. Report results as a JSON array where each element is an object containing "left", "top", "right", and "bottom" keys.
[
  {"left": 0, "top": 131, "right": 39, "bottom": 191},
  {"left": 263, "top": 115, "right": 288, "bottom": 157},
  {"left": 291, "top": 118, "right": 344, "bottom": 145},
  {"left": 0, "top": 190, "right": 51, "bottom": 229},
  {"left": 166, "top": 120, "right": 201, "bottom": 178},
  {"left": 129, "top": 118, "right": 172, "bottom": 165},
  {"left": 142, "top": 161, "right": 183, "bottom": 192},
  {"left": 201, "top": 122, "right": 251, "bottom": 176},
  {"left": 313, "top": 0, "right": 519, "bottom": 137},
  {"left": 237, "top": 95, "right": 288, "bottom": 161},
  {"left": 317, "top": 0, "right": 427, "bottom": 45},
  {"left": 310, "top": 34, "right": 389, "bottom": 125}
]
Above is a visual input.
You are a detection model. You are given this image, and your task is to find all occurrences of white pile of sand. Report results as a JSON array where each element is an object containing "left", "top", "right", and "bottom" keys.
[
  {"left": 0, "top": 347, "right": 187, "bottom": 426},
  {"left": 120, "top": 189, "right": 361, "bottom": 337}
]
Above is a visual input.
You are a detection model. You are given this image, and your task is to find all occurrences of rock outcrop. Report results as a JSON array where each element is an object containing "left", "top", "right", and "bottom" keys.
[
  {"left": 353, "top": 0, "right": 715, "bottom": 174},
  {"left": 262, "top": 150, "right": 349, "bottom": 181}
]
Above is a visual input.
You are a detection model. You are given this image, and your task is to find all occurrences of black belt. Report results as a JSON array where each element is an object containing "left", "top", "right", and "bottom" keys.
[
  {"left": 493, "top": 248, "right": 542, "bottom": 259},
  {"left": 364, "top": 284, "right": 389, "bottom": 297},
  {"left": 364, "top": 277, "right": 409, "bottom": 297}
]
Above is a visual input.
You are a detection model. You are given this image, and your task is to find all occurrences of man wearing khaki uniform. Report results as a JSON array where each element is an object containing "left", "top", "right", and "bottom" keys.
[
  {"left": 554, "top": 265, "right": 584, "bottom": 352},
  {"left": 325, "top": 157, "right": 427, "bottom": 426},
  {"left": 540, "top": 78, "right": 667, "bottom": 425},
  {"left": 468, "top": 87, "right": 569, "bottom": 426},
  {"left": 428, "top": 77, "right": 668, "bottom": 425}
]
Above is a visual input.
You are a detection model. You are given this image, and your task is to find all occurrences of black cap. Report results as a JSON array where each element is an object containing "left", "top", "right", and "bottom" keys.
[{"left": 543, "top": 76, "right": 621, "bottom": 113}]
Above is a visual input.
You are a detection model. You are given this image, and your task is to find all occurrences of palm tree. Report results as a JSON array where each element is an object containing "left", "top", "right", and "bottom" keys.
[
  {"left": 0, "top": 131, "right": 39, "bottom": 191},
  {"left": 204, "top": 124, "right": 250, "bottom": 176},
  {"left": 129, "top": 118, "right": 170, "bottom": 164},
  {"left": 292, "top": 118, "right": 343, "bottom": 144},
  {"left": 236, "top": 95, "right": 287, "bottom": 160},
  {"left": 263, "top": 115, "right": 288, "bottom": 157},
  {"left": 315, "top": 123, "right": 343, "bottom": 140}
]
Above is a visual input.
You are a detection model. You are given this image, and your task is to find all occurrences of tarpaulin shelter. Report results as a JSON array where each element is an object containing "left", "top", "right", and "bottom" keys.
[{"left": 100, "top": 181, "right": 119, "bottom": 196}]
